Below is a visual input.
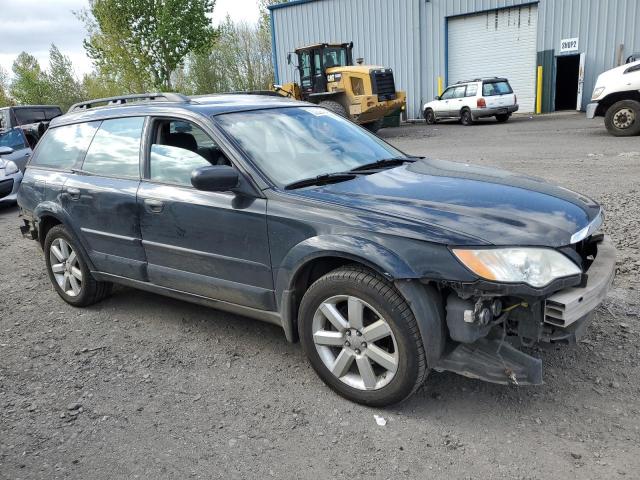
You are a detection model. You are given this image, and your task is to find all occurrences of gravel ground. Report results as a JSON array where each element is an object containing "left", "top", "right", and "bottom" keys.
[{"left": 1, "top": 112, "right": 639, "bottom": 479}]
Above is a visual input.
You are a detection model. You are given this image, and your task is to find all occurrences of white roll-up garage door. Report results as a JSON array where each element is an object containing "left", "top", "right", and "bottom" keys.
[{"left": 448, "top": 5, "right": 538, "bottom": 113}]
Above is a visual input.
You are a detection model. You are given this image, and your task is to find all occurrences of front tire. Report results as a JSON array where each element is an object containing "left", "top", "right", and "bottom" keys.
[
  {"left": 318, "top": 100, "right": 348, "bottom": 118},
  {"left": 604, "top": 100, "right": 640, "bottom": 136},
  {"left": 424, "top": 108, "right": 436, "bottom": 125},
  {"left": 44, "top": 225, "right": 112, "bottom": 307},
  {"left": 298, "top": 266, "right": 428, "bottom": 407}
]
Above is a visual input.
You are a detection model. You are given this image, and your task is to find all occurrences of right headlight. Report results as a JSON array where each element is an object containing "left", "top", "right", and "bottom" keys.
[
  {"left": 452, "top": 247, "right": 582, "bottom": 288},
  {"left": 591, "top": 87, "right": 605, "bottom": 100}
]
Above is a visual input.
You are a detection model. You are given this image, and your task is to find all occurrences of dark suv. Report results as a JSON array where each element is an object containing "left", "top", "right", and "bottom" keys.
[{"left": 18, "top": 93, "right": 615, "bottom": 406}]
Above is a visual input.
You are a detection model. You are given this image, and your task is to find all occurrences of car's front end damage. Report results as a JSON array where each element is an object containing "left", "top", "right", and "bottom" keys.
[{"left": 434, "top": 231, "right": 616, "bottom": 385}]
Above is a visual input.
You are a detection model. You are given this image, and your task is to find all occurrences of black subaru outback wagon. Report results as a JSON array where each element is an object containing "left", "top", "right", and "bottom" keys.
[{"left": 18, "top": 93, "right": 615, "bottom": 406}]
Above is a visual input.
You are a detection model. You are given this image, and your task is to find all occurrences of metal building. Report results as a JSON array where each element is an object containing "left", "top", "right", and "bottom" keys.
[{"left": 269, "top": 0, "right": 640, "bottom": 119}]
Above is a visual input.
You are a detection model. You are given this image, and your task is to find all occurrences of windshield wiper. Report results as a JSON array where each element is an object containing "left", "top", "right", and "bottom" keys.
[
  {"left": 284, "top": 172, "right": 357, "bottom": 190},
  {"left": 349, "top": 156, "right": 421, "bottom": 173}
]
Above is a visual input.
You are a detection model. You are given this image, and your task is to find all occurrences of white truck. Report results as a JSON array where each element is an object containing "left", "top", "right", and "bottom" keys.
[{"left": 587, "top": 56, "right": 640, "bottom": 136}]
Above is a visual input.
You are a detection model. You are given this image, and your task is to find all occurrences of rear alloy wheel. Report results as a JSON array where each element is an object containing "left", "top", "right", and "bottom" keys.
[
  {"left": 44, "top": 224, "right": 112, "bottom": 307},
  {"left": 495, "top": 113, "right": 510, "bottom": 123},
  {"left": 299, "top": 266, "right": 428, "bottom": 406},
  {"left": 605, "top": 100, "right": 640, "bottom": 136},
  {"left": 460, "top": 108, "right": 474, "bottom": 126},
  {"left": 424, "top": 108, "right": 436, "bottom": 125}
]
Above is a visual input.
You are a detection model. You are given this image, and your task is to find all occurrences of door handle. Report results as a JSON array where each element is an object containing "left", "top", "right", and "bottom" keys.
[
  {"left": 144, "top": 198, "right": 164, "bottom": 213},
  {"left": 65, "top": 187, "right": 80, "bottom": 200}
]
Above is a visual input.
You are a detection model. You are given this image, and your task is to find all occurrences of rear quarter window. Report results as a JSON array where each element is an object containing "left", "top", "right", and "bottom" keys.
[
  {"left": 483, "top": 81, "right": 513, "bottom": 96},
  {"left": 30, "top": 122, "right": 100, "bottom": 170}
]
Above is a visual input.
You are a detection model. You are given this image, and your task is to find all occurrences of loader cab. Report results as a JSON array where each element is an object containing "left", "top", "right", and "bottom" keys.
[{"left": 291, "top": 42, "right": 353, "bottom": 98}]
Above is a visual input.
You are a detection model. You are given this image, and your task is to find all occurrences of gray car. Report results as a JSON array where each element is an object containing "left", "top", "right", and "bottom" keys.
[{"left": 0, "top": 128, "right": 30, "bottom": 205}]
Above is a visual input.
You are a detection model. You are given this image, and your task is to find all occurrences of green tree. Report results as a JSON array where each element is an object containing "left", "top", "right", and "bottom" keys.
[
  {"left": 79, "top": 0, "right": 217, "bottom": 91},
  {"left": 0, "top": 67, "right": 12, "bottom": 107},
  {"left": 45, "top": 45, "right": 85, "bottom": 111},
  {"left": 185, "top": 16, "right": 275, "bottom": 94},
  {"left": 10, "top": 52, "right": 50, "bottom": 105}
]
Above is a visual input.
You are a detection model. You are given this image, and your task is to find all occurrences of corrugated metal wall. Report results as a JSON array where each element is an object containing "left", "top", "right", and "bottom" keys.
[
  {"left": 271, "top": 0, "right": 423, "bottom": 119},
  {"left": 272, "top": 0, "right": 640, "bottom": 118},
  {"left": 425, "top": 0, "right": 640, "bottom": 111}
]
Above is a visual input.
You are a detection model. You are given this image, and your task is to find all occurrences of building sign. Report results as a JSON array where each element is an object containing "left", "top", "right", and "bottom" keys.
[{"left": 560, "top": 37, "right": 579, "bottom": 53}]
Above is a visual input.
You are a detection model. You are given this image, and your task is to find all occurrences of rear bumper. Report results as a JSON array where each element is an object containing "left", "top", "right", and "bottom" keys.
[
  {"left": 472, "top": 104, "right": 519, "bottom": 118},
  {"left": 586, "top": 102, "right": 599, "bottom": 119}
]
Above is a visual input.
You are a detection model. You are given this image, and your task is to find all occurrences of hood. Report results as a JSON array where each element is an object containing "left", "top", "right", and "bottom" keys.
[
  {"left": 595, "top": 60, "right": 640, "bottom": 88},
  {"left": 295, "top": 159, "right": 601, "bottom": 247}
]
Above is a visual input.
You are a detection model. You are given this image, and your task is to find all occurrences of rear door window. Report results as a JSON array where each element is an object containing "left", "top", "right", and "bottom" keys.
[
  {"left": 30, "top": 122, "right": 100, "bottom": 170},
  {"left": 81, "top": 117, "right": 145, "bottom": 178},
  {"left": 465, "top": 84, "right": 478, "bottom": 97},
  {"left": 483, "top": 81, "right": 513, "bottom": 96}
]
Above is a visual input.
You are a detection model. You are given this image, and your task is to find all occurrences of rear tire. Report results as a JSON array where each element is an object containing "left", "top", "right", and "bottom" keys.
[
  {"left": 495, "top": 113, "right": 510, "bottom": 123},
  {"left": 604, "top": 100, "right": 640, "bottom": 136},
  {"left": 298, "top": 265, "right": 428, "bottom": 407},
  {"left": 424, "top": 108, "right": 436, "bottom": 125},
  {"left": 460, "top": 108, "right": 474, "bottom": 126},
  {"left": 44, "top": 225, "right": 112, "bottom": 307},
  {"left": 363, "top": 118, "right": 384, "bottom": 133},
  {"left": 318, "top": 100, "right": 348, "bottom": 118}
]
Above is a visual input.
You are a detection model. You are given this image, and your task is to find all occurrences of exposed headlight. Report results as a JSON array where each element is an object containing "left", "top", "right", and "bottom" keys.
[
  {"left": 591, "top": 87, "right": 604, "bottom": 100},
  {"left": 3, "top": 160, "right": 19, "bottom": 175},
  {"left": 452, "top": 248, "right": 581, "bottom": 288}
]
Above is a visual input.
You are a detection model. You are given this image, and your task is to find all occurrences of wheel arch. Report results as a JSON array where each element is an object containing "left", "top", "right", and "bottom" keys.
[
  {"left": 276, "top": 235, "right": 419, "bottom": 343},
  {"left": 597, "top": 91, "right": 640, "bottom": 115},
  {"left": 33, "top": 203, "right": 96, "bottom": 271}
]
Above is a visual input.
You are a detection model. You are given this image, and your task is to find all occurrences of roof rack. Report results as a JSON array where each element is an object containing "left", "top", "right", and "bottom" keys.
[{"left": 68, "top": 92, "right": 189, "bottom": 113}]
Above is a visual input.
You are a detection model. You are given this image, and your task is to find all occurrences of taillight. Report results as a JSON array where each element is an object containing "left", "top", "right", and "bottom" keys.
[{"left": 477, "top": 98, "right": 486, "bottom": 108}]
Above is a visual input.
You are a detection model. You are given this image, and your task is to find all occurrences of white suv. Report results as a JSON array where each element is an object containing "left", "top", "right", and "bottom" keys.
[{"left": 423, "top": 78, "right": 519, "bottom": 125}]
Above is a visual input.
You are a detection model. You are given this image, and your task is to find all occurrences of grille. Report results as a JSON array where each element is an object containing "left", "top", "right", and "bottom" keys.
[
  {"left": 370, "top": 69, "right": 397, "bottom": 101},
  {"left": 0, "top": 178, "right": 14, "bottom": 199}
]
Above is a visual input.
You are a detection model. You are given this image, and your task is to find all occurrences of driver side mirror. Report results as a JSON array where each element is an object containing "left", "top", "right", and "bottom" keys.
[
  {"left": 191, "top": 165, "right": 239, "bottom": 192},
  {"left": 0, "top": 146, "right": 14, "bottom": 156},
  {"left": 434, "top": 95, "right": 441, "bottom": 100}
]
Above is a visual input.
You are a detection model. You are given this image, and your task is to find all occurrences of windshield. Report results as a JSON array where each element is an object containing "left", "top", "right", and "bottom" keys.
[
  {"left": 0, "top": 128, "right": 26, "bottom": 150},
  {"left": 215, "top": 107, "right": 404, "bottom": 186}
]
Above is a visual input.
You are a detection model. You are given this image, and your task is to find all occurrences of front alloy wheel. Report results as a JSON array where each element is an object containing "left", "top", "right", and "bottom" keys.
[
  {"left": 299, "top": 266, "right": 429, "bottom": 406},
  {"left": 312, "top": 295, "right": 399, "bottom": 390}
]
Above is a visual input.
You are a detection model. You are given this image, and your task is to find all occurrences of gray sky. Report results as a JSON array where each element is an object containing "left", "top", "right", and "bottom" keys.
[{"left": 0, "top": 0, "right": 261, "bottom": 78}]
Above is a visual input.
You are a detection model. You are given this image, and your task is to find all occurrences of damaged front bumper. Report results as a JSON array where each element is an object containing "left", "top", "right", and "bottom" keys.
[{"left": 435, "top": 236, "right": 616, "bottom": 385}]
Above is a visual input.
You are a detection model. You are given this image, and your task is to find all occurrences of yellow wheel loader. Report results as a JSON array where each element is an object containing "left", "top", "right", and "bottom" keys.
[{"left": 273, "top": 42, "right": 406, "bottom": 132}]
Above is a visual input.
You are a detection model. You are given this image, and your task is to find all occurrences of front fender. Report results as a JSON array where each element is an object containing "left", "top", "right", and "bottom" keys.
[
  {"left": 276, "top": 234, "right": 418, "bottom": 294},
  {"left": 275, "top": 234, "right": 419, "bottom": 342}
]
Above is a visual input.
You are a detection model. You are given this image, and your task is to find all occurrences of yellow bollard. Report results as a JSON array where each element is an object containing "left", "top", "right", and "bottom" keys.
[
  {"left": 437, "top": 76, "right": 443, "bottom": 96},
  {"left": 536, "top": 66, "right": 543, "bottom": 114}
]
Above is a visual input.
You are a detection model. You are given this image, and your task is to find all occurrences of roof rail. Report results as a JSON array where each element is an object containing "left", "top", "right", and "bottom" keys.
[{"left": 68, "top": 92, "right": 189, "bottom": 113}]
